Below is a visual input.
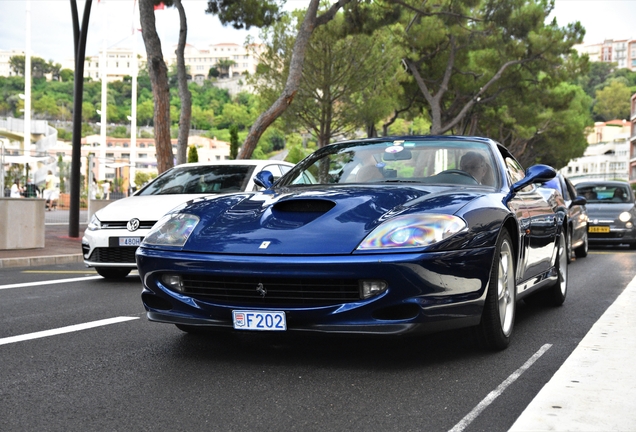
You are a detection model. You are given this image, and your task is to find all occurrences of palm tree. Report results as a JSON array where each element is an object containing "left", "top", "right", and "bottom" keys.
[{"left": 216, "top": 59, "right": 237, "bottom": 78}]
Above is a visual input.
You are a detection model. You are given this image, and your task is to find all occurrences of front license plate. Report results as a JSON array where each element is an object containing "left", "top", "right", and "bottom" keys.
[
  {"left": 232, "top": 310, "right": 286, "bottom": 331},
  {"left": 588, "top": 226, "right": 610, "bottom": 233},
  {"left": 118, "top": 237, "right": 142, "bottom": 246}
]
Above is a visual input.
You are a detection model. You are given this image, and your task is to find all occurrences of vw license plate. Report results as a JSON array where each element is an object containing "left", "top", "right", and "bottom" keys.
[
  {"left": 232, "top": 310, "right": 286, "bottom": 331},
  {"left": 119, "top": 237, "right": 142, "bottom": 246}
]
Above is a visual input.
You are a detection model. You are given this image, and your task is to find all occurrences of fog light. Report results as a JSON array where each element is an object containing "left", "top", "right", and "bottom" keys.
[
  {"left": 626, "top": 222, "right": 633, "bottom": 229},
  {"left": 360, "top": 280, "right": 388, "bottom": 299},
  {"left": 162, "top": 274, "right": 183, "bottom": 292}
]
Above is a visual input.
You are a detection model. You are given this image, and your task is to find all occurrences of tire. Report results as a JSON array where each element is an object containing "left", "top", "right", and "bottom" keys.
[
  {"left": 95, "top": 267, "right": 132, "bottom": 279},
  {"left": 545, "top": 232, "right": 568, "bottom": 306},
  {"left": 566, "top": 228, "right": 573, "bottom": 263},
  {"left": 574, "top": 231, "right": 588, "bottom": 258},
  {"left": 478, "top": 230, "right": 516, "bottom": 351}
]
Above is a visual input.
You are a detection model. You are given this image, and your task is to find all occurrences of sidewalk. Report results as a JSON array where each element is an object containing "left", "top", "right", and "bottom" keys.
[
  {"left": 509, "top": 275, "right": 636, "bottom": 431},
  {"left": 0, "top": 223, "right": 84, "bottom": 268}
]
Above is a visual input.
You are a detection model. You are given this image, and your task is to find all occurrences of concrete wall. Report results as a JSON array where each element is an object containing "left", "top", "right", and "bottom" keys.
[
  {"left": 88, "top": 199, "right": 115, "bottom": 221},
  {"left": 0, "top": 198, "right": 45, "bottom": 249}
]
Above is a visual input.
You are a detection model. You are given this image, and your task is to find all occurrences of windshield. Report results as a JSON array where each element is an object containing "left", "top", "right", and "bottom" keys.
[
  {"left": 138, "top": 165, "right": 256, "bottom": 196},
  {"left": 278, "top": 138, "right": 499, "bottom": 188},
  {"left": 575, "top": 184, "right": 632, "bottom": 204}
]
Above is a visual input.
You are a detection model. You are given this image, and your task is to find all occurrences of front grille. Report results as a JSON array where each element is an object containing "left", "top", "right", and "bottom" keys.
[
  {"left": 180, "top": 275, "right": 361, "bottom": 306},
  {"left": 100, "top": 221, "right": 156, "bottom": 230},
  {"left": 88, "top": 247, "right": 138, "bottom": 263}
]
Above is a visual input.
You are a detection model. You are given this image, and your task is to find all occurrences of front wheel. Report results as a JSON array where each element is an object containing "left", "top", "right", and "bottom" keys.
[
  {"left": 477, "top": 230, "right": 516, "bottom": 351},
  {"left": 95, "top": 267, "right": 131, "bottom": 279}
]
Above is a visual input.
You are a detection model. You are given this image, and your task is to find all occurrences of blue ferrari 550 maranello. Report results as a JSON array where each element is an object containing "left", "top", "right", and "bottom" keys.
[{"left": 137, "top": 136, "right": 568, "bottom": 350}]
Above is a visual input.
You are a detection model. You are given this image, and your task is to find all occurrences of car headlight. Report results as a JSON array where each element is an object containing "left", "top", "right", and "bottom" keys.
[
  {"left": 619, "top": 212, "right": 632, "bottom": 223},
  {"left": 87, "top": 214, "right": 102, "bottom": 231},
  {"left": 142, "top": 213, "right": 199, "bottom": 247},
  {"left": 357, "top": 214, "right": 467, "bottom": 250}
]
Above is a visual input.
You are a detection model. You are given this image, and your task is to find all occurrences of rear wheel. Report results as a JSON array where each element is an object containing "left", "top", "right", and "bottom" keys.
[
  {"left": 574, "top": 230, "right": 588, "bottom": 258},
  {"left": 545, "top": 232, "right": 568, "bottom": 306},
  {"left": 95, "top": 267, "right": 131, "bottom": 279},
  {"left": 478, "top": 230, "right": 516, "bottom": 351}
]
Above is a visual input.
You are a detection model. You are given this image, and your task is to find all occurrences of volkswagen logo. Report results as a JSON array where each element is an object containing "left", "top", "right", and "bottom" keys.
[
  {"left": 127, "top": 218, "right": 141, "bottom": 232},
  {"left": 256, "top": 283, "right": 267, "bottom": 298}
]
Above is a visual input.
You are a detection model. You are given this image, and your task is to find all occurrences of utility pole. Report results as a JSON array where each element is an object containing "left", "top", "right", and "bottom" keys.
[
  {"left": 24, "top": 0, "right": 32, "bottom": 158},
  {"left": 69, "top": 0, "right": 93, "bottom": 238}
]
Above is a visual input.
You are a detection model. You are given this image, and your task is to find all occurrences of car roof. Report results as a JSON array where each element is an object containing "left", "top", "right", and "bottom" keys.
[
  {"left": 174, "top": 159, "right": 294, "bottom": 169},
  {"left": 575, "top": 180, "right": 630, "bottom": 187}
]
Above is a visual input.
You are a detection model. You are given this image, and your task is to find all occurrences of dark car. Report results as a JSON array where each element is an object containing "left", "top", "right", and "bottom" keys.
[
  {"left": 137, "top": 136, "right": 568, "bottom": 351},
  {"left": 543, "top": 173, "right": 588, "bottom": 261},
  {"left": 574, "top": 181, "right": 636, "bottom": 249}
]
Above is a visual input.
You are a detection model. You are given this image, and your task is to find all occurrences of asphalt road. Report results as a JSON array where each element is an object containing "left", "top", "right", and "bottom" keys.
[{"left": 1, "top": 247, "right": 634, "bottom": 432}]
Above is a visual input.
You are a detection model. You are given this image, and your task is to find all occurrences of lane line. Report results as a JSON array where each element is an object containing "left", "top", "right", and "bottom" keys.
[
  {"left": 23, "top": 270, "right": 98, "bottom": 274},
  {"left": 0, "top": 275, "right": 102, "bottom": 290},
  {"left": 448, "top": 343, "right": 552, "bottom": 432},
  {"left": 0, "top": 316, "right": 139, "bottom": 346}
]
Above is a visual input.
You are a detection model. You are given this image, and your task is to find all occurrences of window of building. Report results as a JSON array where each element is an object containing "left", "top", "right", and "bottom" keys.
[{"left": 121, "top": 153, "right": 130, "bottom": 160}]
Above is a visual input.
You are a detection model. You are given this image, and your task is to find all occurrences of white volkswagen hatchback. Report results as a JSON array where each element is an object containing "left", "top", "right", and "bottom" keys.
[{"left": 82, "top": 159, "right": 294, "bottom": 278}]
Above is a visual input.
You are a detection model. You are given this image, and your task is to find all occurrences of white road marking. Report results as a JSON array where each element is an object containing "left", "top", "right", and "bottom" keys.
[
  {"left": 0, "top": 275, "right": 102, "bottom": 290},
  {"left": 448, "top": 343, "right": 552, "bottom": 432},
  {"left": 0, "top": 316, "right": 139, "bottom": 346}
]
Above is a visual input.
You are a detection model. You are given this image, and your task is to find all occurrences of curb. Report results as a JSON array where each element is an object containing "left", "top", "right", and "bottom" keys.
[{"left": 0, "top": 254, "right": 84, "bottom": 269}]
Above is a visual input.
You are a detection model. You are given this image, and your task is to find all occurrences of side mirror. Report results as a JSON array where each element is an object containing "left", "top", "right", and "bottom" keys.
[
  {"left": 571, "top": 195, "right": 587, "bottom": 207},
  {"left": 512, "top": 164, "right": 556, "bottom": 192},
  {"left": 254, "top": 170, "right": 274, "bottom": 189}
]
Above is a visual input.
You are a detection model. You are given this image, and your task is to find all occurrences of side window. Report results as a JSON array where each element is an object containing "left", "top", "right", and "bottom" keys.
[
  {"left": 564, "top": 178, "right": 577, "bottom": 201},
  {"left": 505, "top": 157, "right": 525, "bottom": 184},
  {"left": 505, "top": 157, "right": 534, "bottom": 193},
  {"left": 279, "top": 164, "right": 292, "bottom": 175},
  {"left": 263, "top": 164, "right": 282, "bottom": 181}
]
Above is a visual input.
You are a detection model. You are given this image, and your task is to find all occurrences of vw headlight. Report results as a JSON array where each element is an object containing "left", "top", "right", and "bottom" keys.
[
  {"left": 619, "top": 212, "right": 631, "bottom": 223},
  {"left": 142, "top": 213, "right": 199, "bottom": 247},
  {"left": 87, "top": 214, "right": 102, "bottom": 231},
  {"left": 357, "top": 214, "right": 466, "bottom": 250}
]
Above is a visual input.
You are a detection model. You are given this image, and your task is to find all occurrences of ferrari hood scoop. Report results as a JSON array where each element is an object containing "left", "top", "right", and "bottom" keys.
[
  {"left": 263, "top": 199, "right": 336, "bottom": 229},
  {"left": 273, "top": 199, "right": 336, "bottom": 213}
]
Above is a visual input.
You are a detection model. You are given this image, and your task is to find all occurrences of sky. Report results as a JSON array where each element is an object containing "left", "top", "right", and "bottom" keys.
[{"left": 0, "top": 0, "right": 634, "bottom": 67}]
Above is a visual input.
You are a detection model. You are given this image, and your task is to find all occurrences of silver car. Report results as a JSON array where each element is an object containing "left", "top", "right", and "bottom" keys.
[{"left": 574, "top": 181, "right": 636, "bottom": 249}]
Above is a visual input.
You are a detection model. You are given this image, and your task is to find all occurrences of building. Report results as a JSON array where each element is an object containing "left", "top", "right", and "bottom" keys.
[
  {"left": 574, "top": 39, "right": 636, "bottom": 71},
  {"left": 84, "top": 47, "right": 146, "bottom": 82},
  {"left": 630, "top": 93, "right": 636, "bottom": 187},
  {"left": 0, "top": 49, "right": 24, "bottom": 77},
  {"left": 164, "top": 42, "right": 262, "bottom": 84},
  {"left": 560, "top": 120, "right": 630, "bottom": 183}
]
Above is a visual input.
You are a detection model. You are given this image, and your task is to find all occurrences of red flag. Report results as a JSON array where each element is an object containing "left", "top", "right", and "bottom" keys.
[{"left": 154, "top": 2, "right": 165, "bottom": 10}]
